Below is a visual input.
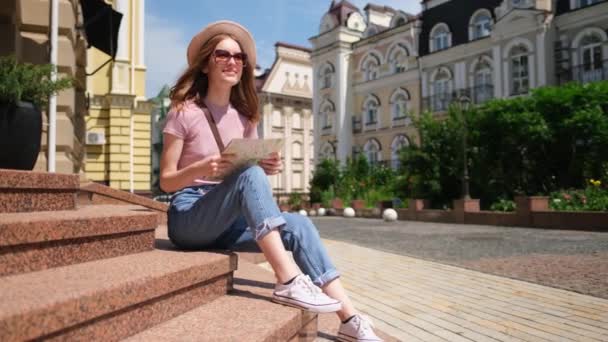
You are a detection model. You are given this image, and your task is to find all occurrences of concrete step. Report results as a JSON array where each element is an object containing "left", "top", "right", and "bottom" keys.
[
  {"left": 123, "top": 260, "right": 318, "bottom": 342},
  {"left": 0, "top": 205, "right": 158, "bottom": 276},
  {"left": 0, "top": 169, "right": 79, "bottom": 213},
  {"left": 0, "top": 249, "right": 237, "bottom": 341}
]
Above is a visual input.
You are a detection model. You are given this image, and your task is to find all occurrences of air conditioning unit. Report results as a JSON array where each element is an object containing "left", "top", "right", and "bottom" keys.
[{"left": 86, "top": 131, "right": 106, "bottom": 145}]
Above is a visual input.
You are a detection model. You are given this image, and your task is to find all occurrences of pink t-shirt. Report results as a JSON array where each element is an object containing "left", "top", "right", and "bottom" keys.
[{"left": 163, "top": 99, "right": 258, "bottom": 186}]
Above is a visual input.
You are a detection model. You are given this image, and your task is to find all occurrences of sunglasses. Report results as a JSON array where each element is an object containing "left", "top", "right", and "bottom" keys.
[{"left": 213, "top": 49, "right": 247, "bottom": 66}]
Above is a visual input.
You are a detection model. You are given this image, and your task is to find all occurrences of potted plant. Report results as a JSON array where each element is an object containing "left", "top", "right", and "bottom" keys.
[{"left": 0, "top": 56, "right": 72, "bottom": 170}]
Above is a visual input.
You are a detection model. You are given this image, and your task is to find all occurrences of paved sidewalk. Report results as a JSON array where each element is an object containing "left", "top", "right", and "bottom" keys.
[{"left": 320, "top": 239, "right": 608, "bottom": 342}]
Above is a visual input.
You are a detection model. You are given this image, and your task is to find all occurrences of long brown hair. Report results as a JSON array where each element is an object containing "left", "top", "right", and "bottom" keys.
[{"left": 169, "top": 33, "right": 260, "bottom": 123}]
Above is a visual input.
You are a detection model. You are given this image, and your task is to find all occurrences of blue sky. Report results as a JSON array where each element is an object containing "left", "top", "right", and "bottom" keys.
[{"left": 144, "top": 0, "right": 421, "bottom": 98}]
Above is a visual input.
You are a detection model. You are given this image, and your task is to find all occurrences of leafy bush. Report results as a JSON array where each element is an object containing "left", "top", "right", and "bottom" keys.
[
  {"left": 287, "top": 192, "right": 303, "bottom": 210},
  {"left": 0, "top": 55, "right": 72, "bottom": 107},
  {"left": 489, "top": 199, "right": 516, "bottom": 212},
  {"left": 397, "top": 80, "right": 608, "bottom": 208},
  {"left": 549, "top": 179, "right": 608, "bottom": 211}
]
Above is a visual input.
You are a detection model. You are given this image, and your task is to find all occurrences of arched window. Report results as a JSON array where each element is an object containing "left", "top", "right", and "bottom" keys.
[
  {"left": 363, "top": 95, "right": 380, "bottom": 128},
  {"left": 430, "top": 23, "right": 451, "bottom": 52},
  {"left": 469, "top": 10, "right": 492, "bottom": 41},
  {"left": 388, "top": 44, "right": 409, "bottom": 74},
  {"left": 510, "top": 45, "right": 530, "bottom": 95},
  {"left": 319, "top": 99, "right": 335, "bottom": 133},
  {"left": 364, "top": 139, "right": 382, "bottom": 165},
  {"left": 361, "top": 53, "right": 381, "bottom": 81},
  {"left": 320, "top": 142, "right": 335, "bottom": 160},
  {"left": 474, "top": 60, "right": 493, "bottom": 103},
  {"left": 580, "top": 33, "right": 604, "bottom": 83},
  {"left": 395, "top": 17, "right": 406, "bottom": 26},
  {"left": 390, "top": 88, "right": 410, "bottom": 121},
  {"left": 432, "top": 68, "right": 453, "bottom": 111},
  {"left": 319, "top": 63, "right": 335, "bottom": 89},
  {"left": 391, "top": 135, "right": 410, "bottom": 169}
]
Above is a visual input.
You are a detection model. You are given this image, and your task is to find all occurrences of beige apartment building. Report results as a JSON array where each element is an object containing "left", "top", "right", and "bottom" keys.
[
  {"left": 311, "top": 0, "right": 608, "bottom": 167},
  {"left": 256, "top": 42, "right": 315, "bottom": 193}
]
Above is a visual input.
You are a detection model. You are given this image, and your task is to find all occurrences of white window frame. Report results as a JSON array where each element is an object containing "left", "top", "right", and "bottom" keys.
[
  {"left": 391, "top": 135, "right": 410, "bottom": 170},
  {"left": 469, "top": 9, "right": 492, "bottom": 41},
  {"left": 363, "top": 96, "right": 380, "bottom": 130},
  {"left": 430, "top": 23, "right": 451, "bottom": 52},
  {"left": 431, "top": 67, "right": 453, "bottom": 112},
  {"left": 510, "top": 46, "right": 530, "bottom": 95},
  {"left": 388, "top": 44, "right": 409, "bottom": 74},
  {"left": 390, "top": 88, "right": 411, "bottom": 125},
  {"left": 364, "top": 139, "right": 382, "bottom": 165}
]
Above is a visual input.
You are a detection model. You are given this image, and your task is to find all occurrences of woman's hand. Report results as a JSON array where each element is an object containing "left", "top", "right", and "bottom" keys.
[
  {"left": 259, "top": 152, "right": 282, "bottom": 175},
  {"left": 193, "top": 153, "right": 236, "bottom": 179}
]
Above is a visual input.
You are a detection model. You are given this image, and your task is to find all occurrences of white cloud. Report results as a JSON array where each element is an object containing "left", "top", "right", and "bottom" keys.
[{"left": 145, "top": 15, "right": 188, "bottom": 98}]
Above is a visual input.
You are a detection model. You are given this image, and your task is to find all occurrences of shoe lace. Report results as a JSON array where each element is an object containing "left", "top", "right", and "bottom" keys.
[{"left": 297, "top": 275, "right": 323, "bottom": 296}]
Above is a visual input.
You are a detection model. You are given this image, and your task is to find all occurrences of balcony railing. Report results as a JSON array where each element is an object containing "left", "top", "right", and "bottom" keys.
[{"left": 558, "top": 60, "right": 608, "bottom": 85}]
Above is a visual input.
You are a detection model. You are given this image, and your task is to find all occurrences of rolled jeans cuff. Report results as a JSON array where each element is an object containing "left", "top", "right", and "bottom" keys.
[
  {"left": 254, "top": 215, "right": 287, "bottom": 241},
  {"left": 313, "top": 269, "right": 340, "bottom": 288}
]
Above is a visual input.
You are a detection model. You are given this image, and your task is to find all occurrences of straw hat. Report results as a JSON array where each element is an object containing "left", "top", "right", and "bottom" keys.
[{"left": 187, "top": 20, "right": 256, "bottom": 68}]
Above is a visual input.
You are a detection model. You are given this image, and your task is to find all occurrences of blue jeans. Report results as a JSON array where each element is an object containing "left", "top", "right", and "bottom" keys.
[{"left": 167, "top": 165, "right": 340, "bottom": 287}]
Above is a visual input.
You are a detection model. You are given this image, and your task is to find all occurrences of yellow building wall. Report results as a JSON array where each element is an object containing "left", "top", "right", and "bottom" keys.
[{"left": 84, "top": 0, "right": 151, "bottom": 192}]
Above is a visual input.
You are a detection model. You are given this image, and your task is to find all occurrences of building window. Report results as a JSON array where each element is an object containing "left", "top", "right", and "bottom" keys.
[
  {"left": 510, "top": 45, "right": 530, "bottom": 95},
  {"left": 580, "top": 34, "right": 604, "bottom": 83},
  {"left": 470, "top": 10, "right": 492, "bottom": 40},
  {"left": 388, "top": 44, "right": 409, "bottom": 74},
  {"left": 474, "top": 61, "right": 493, "bottom": 103},
  {"left": 319, "top": 99, "right": 334, "bottom": 134},
  {"left": 363, "top": 96, "right": 380, "bottom": 127},
  {"left": 320, "top": 63, "right": 334, "bottom": 89},
  {"left": 320, "top": 142, "right": 335, "bottom": 160},
  {"left": 272, "top": 110, "right": 283, "bottom": 127},
  {"left": 391, "top": 135, "right": 410, "bottom": 170},
  {"left": 364, "top": 139, "right": 382, "bottom": 165},
  {"left": 432, "top": 68, "right": 452, "bottom": 111},
  {"left": 362, "top": 54, "right": 381, "bottom": 81},
  {"left": 293, "top": 112, "right": 302, "bottom": 129},
  {"left": 292, "top": 141, "right": 303, "bottom": 160},
  {"left": 390, "top": 88, "right": 410, "bottom": 122},
  {"left": 430, "top": 23, "right": 451, "bottom": 52}
]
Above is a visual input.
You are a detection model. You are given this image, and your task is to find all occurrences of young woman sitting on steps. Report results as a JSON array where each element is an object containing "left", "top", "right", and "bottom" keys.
[{"left": 160, "top": 20, "right": 382, "bottom": 342}]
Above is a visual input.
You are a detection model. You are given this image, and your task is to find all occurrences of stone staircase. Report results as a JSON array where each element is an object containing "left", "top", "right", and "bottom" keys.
[{"left": 0, "top": 169, "right": 318, "bottom": 341}]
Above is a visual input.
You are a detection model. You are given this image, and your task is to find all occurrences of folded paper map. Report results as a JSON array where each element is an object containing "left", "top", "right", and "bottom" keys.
[{"left": 210, "top": 138, "right": 283, "bottom": 180}]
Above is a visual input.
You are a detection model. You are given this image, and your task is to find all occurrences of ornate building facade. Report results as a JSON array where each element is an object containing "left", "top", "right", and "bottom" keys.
[
  {"left": 311, "top": 0, "right": 608, "bottom": 166},
  {"left": 256, "top": 43, "right": 314, "bottom": 193}
]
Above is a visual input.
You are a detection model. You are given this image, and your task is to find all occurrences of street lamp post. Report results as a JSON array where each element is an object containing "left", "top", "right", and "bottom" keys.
[{"left": 458, "top": 96, "right": 471, "bottom": 200}]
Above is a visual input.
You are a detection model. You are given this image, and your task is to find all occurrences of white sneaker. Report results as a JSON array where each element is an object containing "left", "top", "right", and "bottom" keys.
[
  {"left": 272, "top": 274, "right": 342, "bottom": 313},
  {"left": 338, "top": 314, "right": 383, "bottom": 342}
]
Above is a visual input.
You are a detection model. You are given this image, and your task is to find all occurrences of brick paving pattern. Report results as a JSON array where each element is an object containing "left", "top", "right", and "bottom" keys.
[
  {"left": 323, "top": 239, "right": 608, "bottom": 342},
  {"left": 311, "top": 217, "right": 608, "bottom": 299}
]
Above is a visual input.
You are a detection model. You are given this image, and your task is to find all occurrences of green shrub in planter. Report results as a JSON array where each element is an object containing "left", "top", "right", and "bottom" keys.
[{"left": 0, "top": 56, "right": 72, "bottom": 170}]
